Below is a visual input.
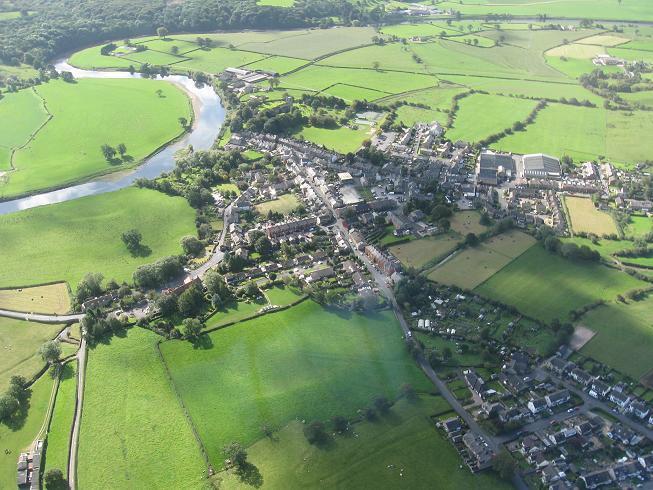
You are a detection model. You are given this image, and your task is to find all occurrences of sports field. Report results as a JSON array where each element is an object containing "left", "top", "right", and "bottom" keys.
[
  {"left": 0, "top": 283, "right": 70, "bottom": 314},
  {"left": 1, "top": 79, "right": 191, "bottom": 198},
  {"left": 389, "top": 233, "right": 459, "bottom": 269},
  {"left": 160, "top": 300, "right": 432, "bottom": 469},
  {"left": 475, "top": 245, "right": 645, "bottom": 323},
  {"left": 427, "top": 230, "right": 536, "bottom": 290},
  {"left": 564, "top": 196, "right": 618, "bottom": 236},
  {"left": 0, "top": 188, "right": 196, "bottom": 290},
  {"left": 254, "top": 193, "right": 301, "bottom": 215},
  {"left": 78, "top": 327, "right": 206, "bottom": 489},
  {"left": 0, "top": 317, "right": 64, "bottom": 391},
  {"left": 215, "top": 395, "right": 509, "bottom": 490},
  {"left": 579, "top": 296, "right": 653, "bottom": 381}
]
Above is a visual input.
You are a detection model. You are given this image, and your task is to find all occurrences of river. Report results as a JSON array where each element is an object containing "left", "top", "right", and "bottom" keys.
[{"left": 0, "top": 60, "right": 225, "bottom": 215}]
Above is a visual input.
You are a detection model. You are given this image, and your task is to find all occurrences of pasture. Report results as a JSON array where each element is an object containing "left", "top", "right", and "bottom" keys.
[
  {"left": 564, "top": 196, "right": 618, "bottom": 236},
  {"left": 78, "top": 327, "right": 205, "bottom": 489},
  {"left": 160, "top": 300, "right": 431, "bottom": 469},
  {"left": 389, "top": 233, "right": 459, "bottom": 269},
  {"left": 254, "top": 193, "right": 301, "bottom": 215},
  {"left": 475, "top": 245, "right": 645, "bottom": 323},
  {"left": 625, "top": 216, "right": 653, "bottom": 238},
  {"left": 0, "top": 188, "right": 196, "bottom": 290},
  {"left": 297, "top": 124, "right": 371, "bottom": 154},
  {"left": 215, "top": 395, "right": 509, "bottom": 490},
  {"left": 263, "top": 285, "right": 304, "bottom": 307},
  {"left": 580, "top": 295, "right": 653, "bottom": 381},
  {"left": 0, "top": 283, "right": 70, "bottom": 314},
  {"left": 450, "top": 210, "right": 490, "bottom": 236}
]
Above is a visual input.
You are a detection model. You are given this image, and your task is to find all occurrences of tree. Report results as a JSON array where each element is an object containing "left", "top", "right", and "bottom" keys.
[
  {"left": 157, "top": 26, "right": 168, "bottom": 39},
  {"left": 464, "top": 233, "right": 479, "bottom": 247},
  {"left": 39, "top": 340, "right": 61, "bottom": 364},
  {"left": 101, "top": 144, "right": 116, "bottom": 161},
  {"left": 156, "top": 293, "right": 178, "bottom": 316},
  {"left": 121, "top": 228, "right": 142, "bottom": 253},
  {"left": 44, "top": 469, "right": 67, "bottom": 490},
  {"left": 254, "top": 236, "right": 273, "bottom": 257},
  {"left": 268, "top": 75, "right": 280, "bottom": 90},
  {"left": 442, "top": 346, "right": 452, "bottom": 360},
  {"left": 400, "top": 383, "right": 417, "bottom": 400},
  {"left": 181, "top": 317, "right": 203, "bottom": 339},
  {"left": 0, "top": 394, "right": 19, "bottom": 422},
  {"left": 178, "top": 285, "right": 205, "bottom": 317},
  {"left": 374, "top": 396, "right": 391, "bottom": 413},
  {"left": 223, "top": 442, "right": 247, "bottom": 467},
  {"left": 372, "top": 61, "right": 380, "bottom": 71},
  {"left": 492, "top": 450, "right": 517, "bottom": 480},
  {"left": 178, "top": 117, "right": 188, "bottom": 129},
  {"left": 170, "top": 45, "right": 179, "bottom": 55},
  {"left": 181, "top": 235, "right": 204, "bottom": 256},
  {"left": 117, "top": 143, "right": 127, "bottom": 158},
  {"left": 76, "top": 272, "right": 104, "bottom": 303},
  {"left": 331, "top": 415, "right": 348, "bottom": 433},
  {"left": 204, "top": 270, "right": 228, "bottom": 296}
]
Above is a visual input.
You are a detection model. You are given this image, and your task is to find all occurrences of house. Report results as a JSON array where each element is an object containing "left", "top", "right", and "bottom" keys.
[
  {"left": 574, "top": 420, "right": 594, "bottom": 436},
  {"left": 638, "top": 453, "right": 653, "bottom": 472},
  {"left": 549, "top": 428, "right": 577, "bottom": 446},
  {"left": 442, "top": 417, "right": 463, "bottom": 439},
  {"left": 528, "top": 398, "right": 548, "bottom": 414},
  {"left": 609, "top": 425, "right": 640, "bottom": 445},
  {"left": 541, "top": 464, "right": 565, "bottom": 485},
  {"left": 545, "top": 390, "right": 570, "bottom": 408},
  {"left": 499, "top": 407, "right": 524, "bottom": 424},
  {"left": 482, "top": 402, "right": 503, "bottom": 417},
  {"left": 502, "top": 373, "right": 528, "bottom": 393},
  {"left": 341, "top": 260, "right": 358, "bottom": 274},
  {"left": 609, "top": 391, "right": 631, "bottom": 409},
  {"left": 462, "top": 431, "right": 494, "bottom": 471},
  {"left": 306, "top": 266, "right": 335, "bottom": 283},
  {"left": 588, "top": 380, "right": 610, "bottom": 399},
  {"left": 521, "top": 435, "right": 542, "bottom": 455},
  {"left": 547, "top": 356, "right": 569, "bottom": 375},
  {"left": 570, "top": 368, "right": 593, "bottom": 386},
  {"left": 580, "top": 469, "right": 612, "bottom": 489},
  {"left": 522, "top": 153, "right": 562, "bottom": 180},
  {"left": 628, "top": 400, "right": 650, "bottom": 419},
  {"left": 349, "top": 230, "right": 366, "bottom": 251},
  {"left": 464, "top": 369, "right": 487, "bottom": 398},
  {"left": 611, "top": 461, "right": 641, "bottom": 481}
]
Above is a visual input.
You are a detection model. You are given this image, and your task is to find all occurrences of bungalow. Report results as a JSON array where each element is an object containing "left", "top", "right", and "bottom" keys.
[
  {"left": 570, "top": 368, "right": 593, "bottom": 387},
  {"left": 638, "top": 453, "right": 653, "bottom": 472},
  {"left": 588, "top": 380, "right": 611, "bottom": 399},
  {"left": 609, "top": 391, "right": 631, "bottom": 409},
  {"left": 545, "top": 390, "right": 570, "bottom": 408},
  {"left": 628, "top": 400, "right": 650, "bottom": 419},
  {"left": 528, "top": 398, "right": 548, "bottom": 414},
  {"left": 609, "top": 425, "right": 640, "bottom": 446},
  {"left": 580, "top": 469, "right": 612, "bottom": 489}
]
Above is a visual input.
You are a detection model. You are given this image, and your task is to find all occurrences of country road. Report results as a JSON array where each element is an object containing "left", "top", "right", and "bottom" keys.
[
  {"left": 68, "top": 336, "right": 87, "bottom": 490},
  {"left": 0, "top": 308, "right": 83, "bottom": 323}
]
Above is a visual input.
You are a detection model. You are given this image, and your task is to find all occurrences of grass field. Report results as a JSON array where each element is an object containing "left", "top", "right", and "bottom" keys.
[
  {"left": 564, "top": 196, "right": 618, "bottom": 236},
  {"left": 475, "top": 245, "right": 645, "bottom": 323},
  {"left": 214, "top": 395, "right": 509, "bottom": 490},
  {"left": 389, "top": 233, "right": 459, "bottom": 269},
  {"left": 262, "top": 285, "right": 304, "bottom": 306},
  {"left": 427, "top": 230, "right": 536, "bottom": 290},
  {"left": 0, "top": 317, "right": 64, "bottom": 391},
  {"left": 160, "top": 300, "right": 432, "bottom": 470},
  {"left": 1, "top": 79, "right": 191, "bottom": 198},
  {"left": 0, "top": 373, "right": 53, "bottom": 489},
  {"left": 254, "top": 194, "right": 301, "bottom": 215},
  {"left": 450, "top": 210, "right": 490, "bottom": 235},
  {"left": 625, "top": 216, "right": 653, "bottom": 238},
  {"left": 580, "top": 296, "right": 653, "bottom": 381},
  {"left": 0, "top": 188, "right": 196, "bottom": 290},
  {"left": 297, "top": 124, "right": 371, "bottom": 154},
  {"left": 78, "top": 327, "right": 205, "bottom": 489},
  {"left": 43, "top": 362, "right": 76, "bottom": 478},
  {"left": 0, "top": 283, "right": 70, "bottom": 314}
]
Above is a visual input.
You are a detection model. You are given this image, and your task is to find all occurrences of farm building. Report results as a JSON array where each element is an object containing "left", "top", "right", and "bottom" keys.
[{"left": 522, "top": 154, "right": 561, "bottom": 180}]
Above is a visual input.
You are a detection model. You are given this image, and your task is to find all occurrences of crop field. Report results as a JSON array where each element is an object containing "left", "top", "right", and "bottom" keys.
[
  {"left": 78, "top": 327, "right": 205, "bottom": 489},
  {"left": 579, "top": 296, "right": 653, "bottom": 381},
  {"left": 475, "top": 245, "right": 645, "bottom": 323},
  {"left": 0, "top": 283, "right": 70, "bottom": 314},
  {"left": 215, "top": 395, "right": 509, "bottom": 490},
  {"left": 0, "top": 317, "right": 64, "bottom": 391},
  {"left": 254, "top": 193, "right": 301, "bottom": 215},
  {"left": 0, "top": 188, "right": 196, "bottom": 290},
  {"left": 43, "top": 362, "right": 76, "bottom": 478},
  {"left": 389, "top": 233, "right": 460, "bottom": 269},
  {"left": 2, "top": 79, "right": 191, "bottom": 198},
  {"left": 160, "top": 300, "right": 432, "bottom": 469},
  {"left": 576, "top": 34, "right": 630, "bottom": 47},
  {"left": 447, "top": 93, "right": 537, "bottom": 143},
  {"left": 546, "top": 43, "right": 606, "bottom": 59},
  {"left": 564, "top": 196, "right": 618, "bottom": 236},
  {"left": 427, "top": 230, "right": 535, "bottom": 290}
]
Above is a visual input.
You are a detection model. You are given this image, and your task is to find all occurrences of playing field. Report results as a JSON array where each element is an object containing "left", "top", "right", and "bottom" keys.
[
  {"left": 580, "top": 295, "right": 653, "bottom": 381},
  {"left": 564, "top": 196, "right": 618, "bottom": 236},
  {"left": 297, "top": 124, "right": 371, "bottom": 154},
  {"left": 389, "top": 233, "right": 459, "bottom": 269},
  {"left": 214, "top": 395, "right": 510, "bottom": 490},
  {"left": 427, "top": 230, "right": 536, "bottom": 290},
  {"left": 160, "top": 300, "right": 432, "bottom": 470},
  {"left": 475, "top": 245, "right": 645, "bottom": 323},
  {"left": 0, "top": 317, "right": 64, "bottom": 391},
  {"left": 78, "top": 327, "right": 206, "bottom": 489},
  {"left": 0, "top": 188, "right": 196, "bottom": 290},
  {"left": 254, "top": 193, "right": 301, "bottom": 215},
  {"left": 0, "top": 283, "right": 70, "bottom": 314},
  {"left": 1, "top": 78, "right": 191, "bottom": 198}
]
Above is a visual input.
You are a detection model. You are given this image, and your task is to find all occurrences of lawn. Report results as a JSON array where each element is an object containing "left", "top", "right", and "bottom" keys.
[
  {"left": 254, "top": 193, "right": 301, "bottom": 215},
  {"left": 203, "top": 298, "right": 269, "bottom": 329},
  {"left": 475, "top": 245, "right": 645, "bottom": 323},
  {"left": 43, "top": 362, "right": 77, "bottom": 479},
  {"left": 3, "top": 79, "right": 191, "bottom": 199},
  {"left": 564, "top": 196, "right": 618, "bottom": 236},
  {"left": 160, "top": 300, "right": 432, "bottom": 470},
  {"left": 0, "top": 283, "right": 71, "bottom": 314},
  {"left": 214, "top": 395, "right": 510, "bottom": 490},
  {"left": 78, "top": 327, "right": 206, "bottom": 489},
  {"left": 0, "top": 317, "right": 64, "bottom": 392},
  {"left": 579, "top": 295, "right": 653, "bottom": 381},
  {"left": 0, "top": 187, "right": 196, "bottom": 290},
  {"left": 427, "top": 230, "right": 536, "bottom": 290},
  {"left": 394, "top": 105, "right": 447, "bottom": 126},
  {"left": 0, "top": 373, "right": 54, "bottom": 489},
  {"left": 388, "top": 233, "right": 459, "bottom": 269},
  {"left": 263, "top": 285, "right": 304, "bottom": 306}
]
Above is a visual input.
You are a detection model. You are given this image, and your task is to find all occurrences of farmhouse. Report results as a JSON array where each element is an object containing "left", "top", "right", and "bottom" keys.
[
  {"left": 17, "top": 440, "right": 42, "bottom": 490},
  {"left": 521, "top": 154, "right": 561, "bottom": 180}
]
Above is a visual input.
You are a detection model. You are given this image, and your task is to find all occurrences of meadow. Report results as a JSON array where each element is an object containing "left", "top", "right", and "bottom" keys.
[
  {"left": 0, "top": 188, "right": 196, "bottom": 290},
  {"left": 564, "top": 196, "right": 618, "bottom": 236},
  {"left": 449, "top": 210, "right": 490, "bottom": 235},
  {"left": 78, "top": 327, "right": 206, "bottom": 489},
  {"left": 624, "top": 216, "right": 653, "bottom": 238},
  {"left": 0, "top": 283, "right": 70, "bottom": 314},
  {"left": 215, "top": 395, "right": 510, "bottom": 490},
  {"left": 579, "top": 296, "right": 653, "bottom": 381},
  {"left": 389, "top": 233, "right": 459, "bottom": 269},
  {"left": 2, "top": 78, "right": 191, "bottom": 198},
  {"left": 160, "top": 300, "right": 432, "bottom": 469},
  {"left": 297, "top": 124, "right": 371, "bottom": 154},
  {"left": 254, "top": 193, "right": 301, "bottom": 215},
  {"left": 475, "top": 245, "right": 645, "bottom": 323}
]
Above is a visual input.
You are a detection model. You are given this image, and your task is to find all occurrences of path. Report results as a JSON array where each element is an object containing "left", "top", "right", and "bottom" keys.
[
  {"left": 68, "top": 336, "right": 87, "bottom": 490},
  {"left": 0, "top": 308, "right": 83, "bottom": 323}
]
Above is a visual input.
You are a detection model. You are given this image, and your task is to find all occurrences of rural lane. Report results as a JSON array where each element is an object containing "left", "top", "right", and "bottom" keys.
[{"left": 0, "top": 308, "right": 83, "bottom": 323}]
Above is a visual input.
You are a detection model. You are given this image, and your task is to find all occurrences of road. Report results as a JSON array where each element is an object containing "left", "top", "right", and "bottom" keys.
[
  {"left": 68, "top": 336, "right": 87, "bottom": 490},
  {"left": 0, "top": 308, "right": 83, "bottom": 323}
]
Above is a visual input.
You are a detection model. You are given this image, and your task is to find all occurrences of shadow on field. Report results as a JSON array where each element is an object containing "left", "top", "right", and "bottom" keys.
[
  {"left": 128, "top": 243, "right": 152, "bottom": 257},
  {"left": 191, "top": 333, "right": 213, "bottom": 350},
  {"left": 236, "top": 462, "right": 263, "bottom": 488}
]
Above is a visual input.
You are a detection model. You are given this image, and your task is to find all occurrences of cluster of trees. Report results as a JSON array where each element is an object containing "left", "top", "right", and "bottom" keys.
[
  {"left": 121, "top": 229, "right": 143, "bottom": 254},
  {"left": 537, "top": 226, "right": 600, "bottom": 262},
  {"left": 75, "top": 272, "right": 105, "bottom": 304},
  {"left": 0, "top": 375, "right": 30, "bottom": 424},
  {"left": 100, "top": 143, "right": 127, "bottom": 162},
  {"left": 81, "top": 309, "right": 127, "bottom": 344},
  {"left": 133, "top": 255, "right": 185, "bottom": 288}
]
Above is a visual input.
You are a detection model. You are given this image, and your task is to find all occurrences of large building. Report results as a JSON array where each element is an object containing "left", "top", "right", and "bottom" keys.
[
  {"left": 477, "top": 151, "right": 516, "bottom": 185},
  {"left": 522, "top": 153, "right": 562, "bottom": 180}
]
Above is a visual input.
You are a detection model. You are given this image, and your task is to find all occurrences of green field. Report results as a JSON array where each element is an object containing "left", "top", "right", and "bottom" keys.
[
  {"left": 160, "top": 300, "right": 432, "bottom": 470},
  {"left": 580, "top": 296, "right": 653, "bottom": 381},
  {"left": 43, "top": 362, "right": 77, "bottom": 478},
  {"left": 298, "top": 124, "right": 371, "bottom": 154},
  {"left": 476, "top": 245, "right": 645, "bottom": 323},
  {"left": 254, "top": 194, "right": 301, "bottom": 215},
  {"left": 0, "top": 283, "right": 70, "bottom": 314},
  {"left": 215, "top": 395, "right": 509, "bottom": 490},
  {"left": 565, "top": 196, "right": 618, "bottom": 236},
  {"left": 625, "top": 216, "right": 653, "bottom": 238},
  {"left": 262, "top": 285, "right": 304, "bottom": 306},
  {"left": 0, "top": 317, "right": 64, "bottom": 391},
  {"left": 78, "top": 327, "right": 206, "bottom": 489},
  {"left": 450, "top": 210, "right": 491, "bottom": 236},
  {"left": 0, "top": 188, "right": 196, "bottom": 290},
  {"left": 389, "top": 233, "right": 459, "bottom": 269},
  {"left": 1, "top": 79, "right": 191, "bottom": 198}
]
